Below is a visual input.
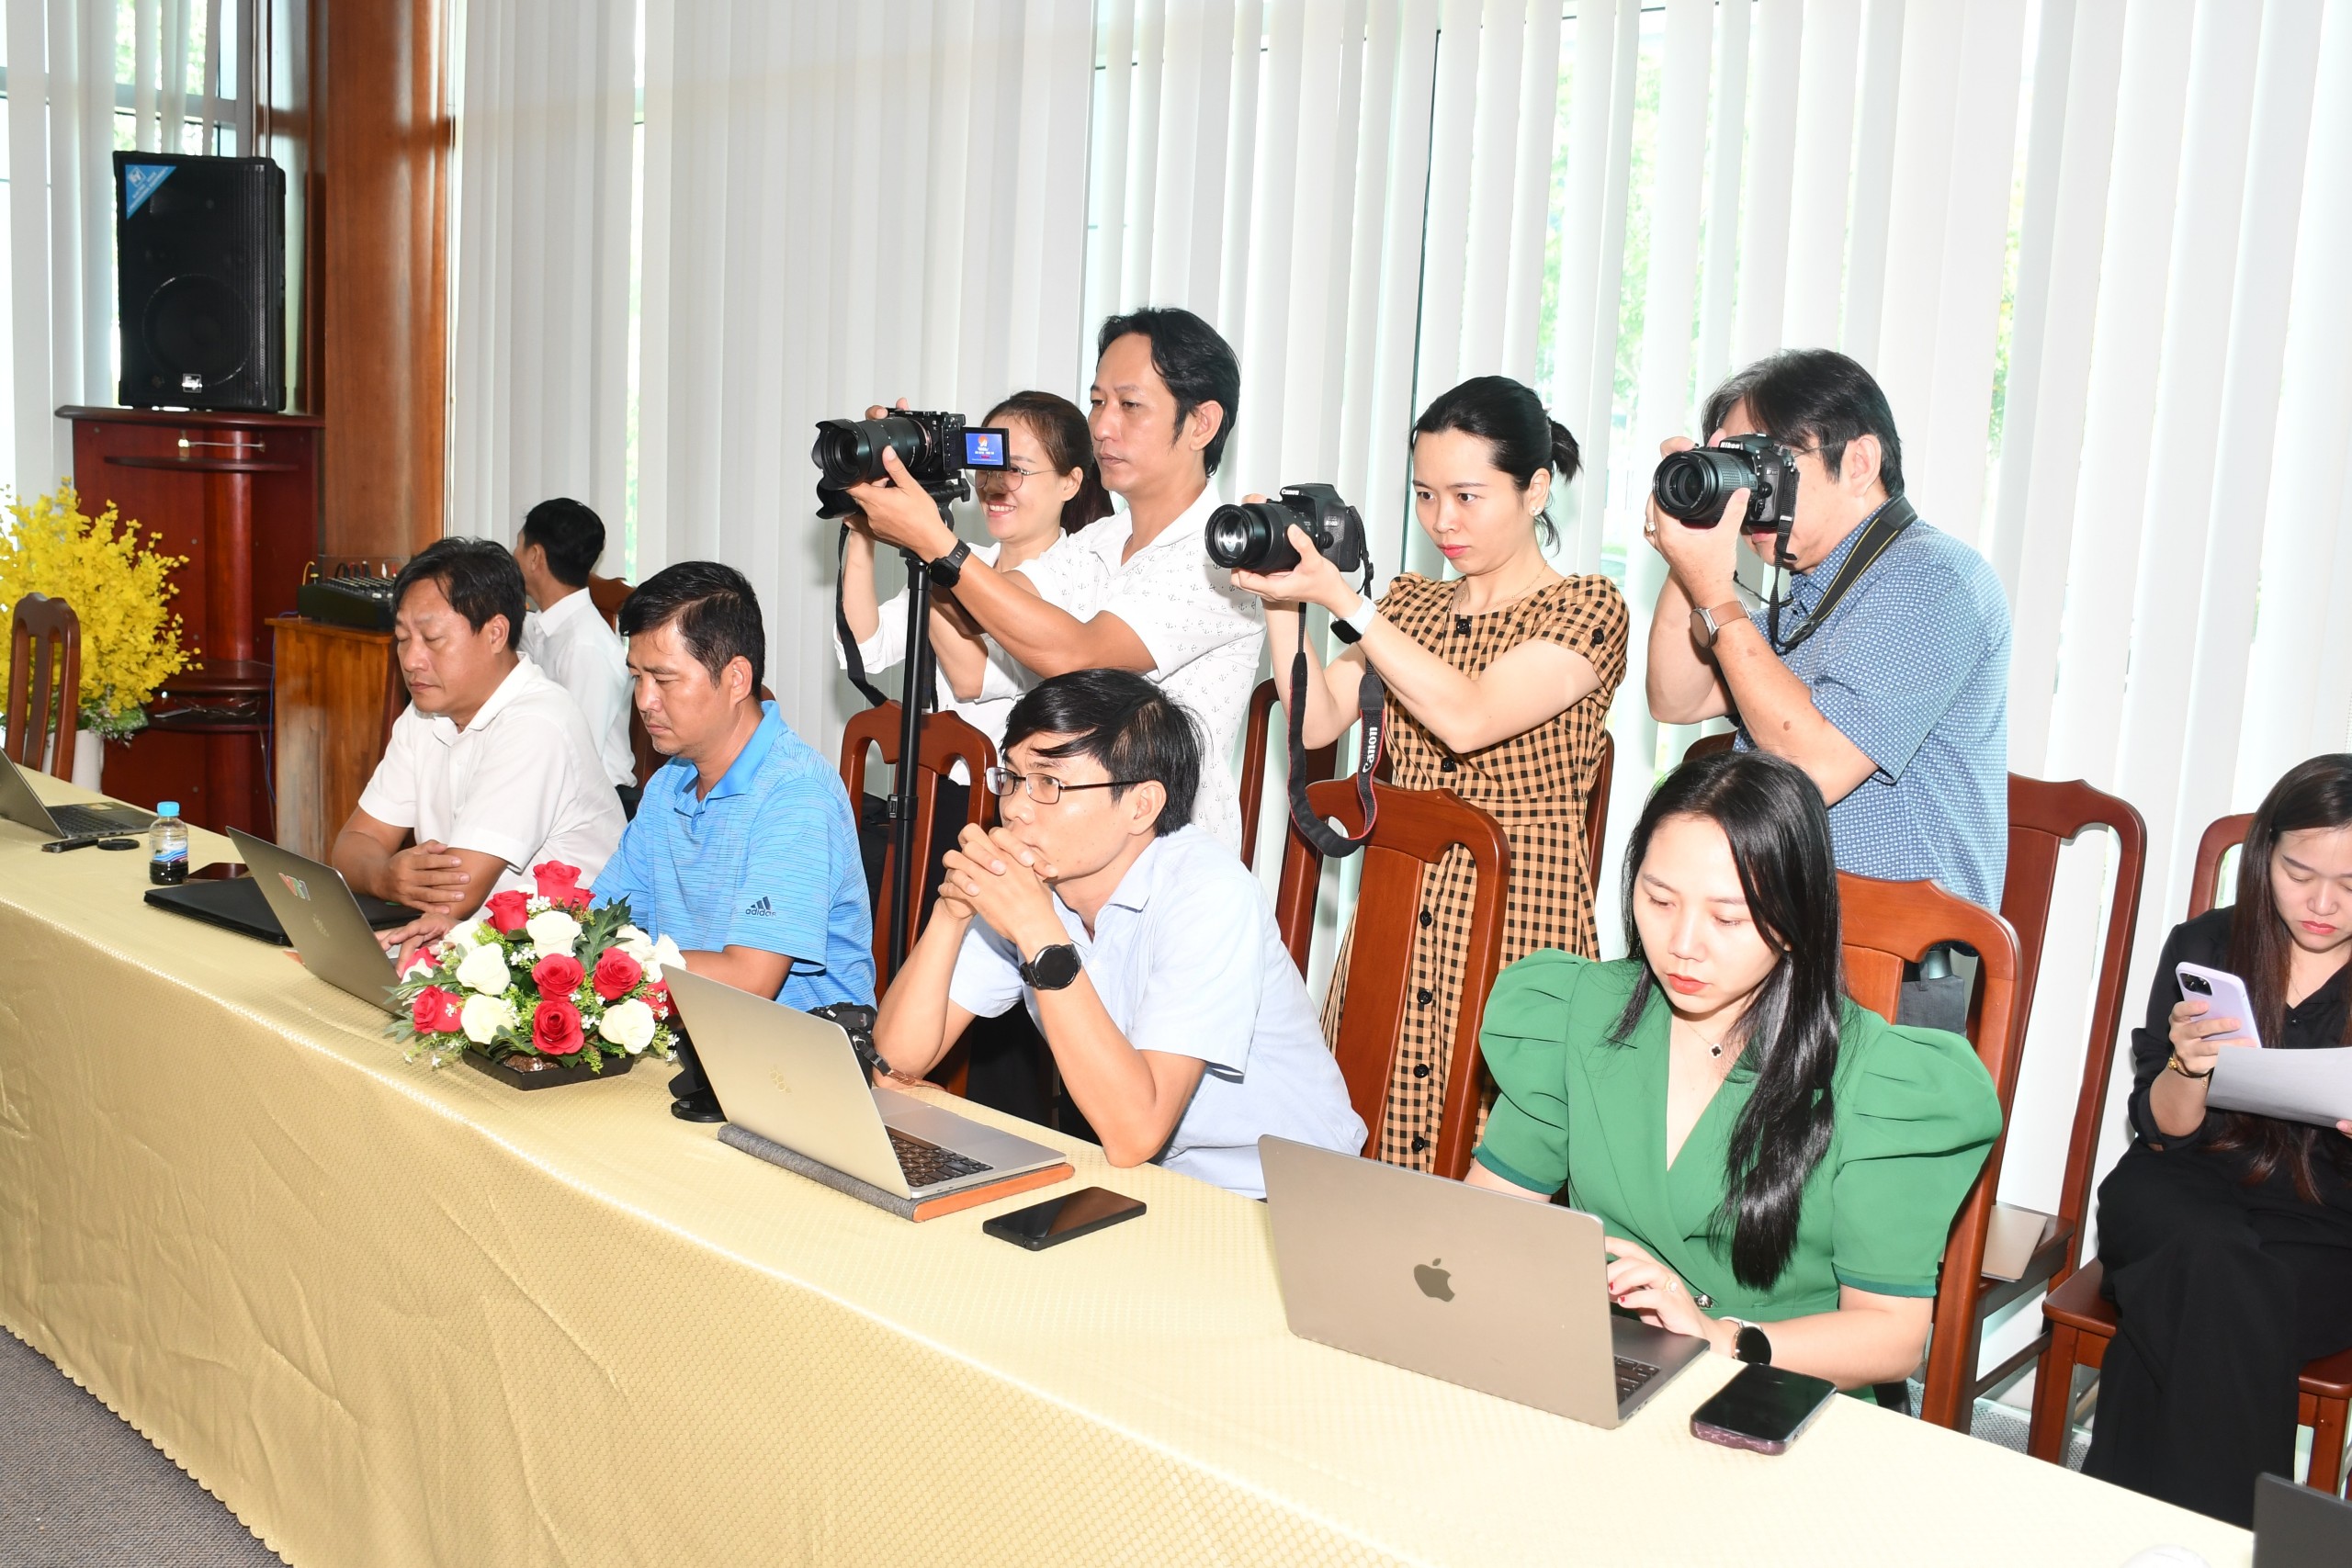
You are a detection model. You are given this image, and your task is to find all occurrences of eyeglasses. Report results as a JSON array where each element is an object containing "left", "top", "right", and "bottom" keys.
[
  {"left": 984, "top": 767, "right": 1140, "bottom": 805},
  {"left": 972, "top": 464, "right": 1046, "bottom": 498}
]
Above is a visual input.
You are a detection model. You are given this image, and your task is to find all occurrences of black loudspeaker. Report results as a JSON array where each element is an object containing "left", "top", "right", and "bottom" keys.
[{"left": 115, "top": 152, "right": 286, "bottom": 412}]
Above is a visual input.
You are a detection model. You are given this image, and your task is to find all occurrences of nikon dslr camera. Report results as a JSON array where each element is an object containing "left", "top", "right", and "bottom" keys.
[
  {"left": 1204, "top": 483, "right": 1368, "bottom": 576},
  {"left": 810, "top": 411, "right": 1010, "bottom": 518},
  {"left": 1650, "top": 434, "right": 1800, "bottom": 531}
]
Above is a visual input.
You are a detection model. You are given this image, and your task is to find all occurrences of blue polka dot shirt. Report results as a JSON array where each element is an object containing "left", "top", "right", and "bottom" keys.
[{"left": 1738, "top": 509, "right": 2011, "bottom": 908}]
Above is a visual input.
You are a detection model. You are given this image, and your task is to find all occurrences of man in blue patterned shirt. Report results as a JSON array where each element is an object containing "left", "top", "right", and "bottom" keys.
[
  {"left": 1645, "top": 349, "right": 2010, "bottom": 909},
  {"left": 593, "top": 561, "right": 875, "bottom": 1008}
]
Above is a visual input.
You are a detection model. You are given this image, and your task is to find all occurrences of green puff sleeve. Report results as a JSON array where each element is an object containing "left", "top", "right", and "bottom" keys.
[
  {"left": 1828, "top": 1009, "right": 2004, "bottom": 1297},
  {"left": 1471, "top": 950, "right": 1600, "bottom": 1193}
]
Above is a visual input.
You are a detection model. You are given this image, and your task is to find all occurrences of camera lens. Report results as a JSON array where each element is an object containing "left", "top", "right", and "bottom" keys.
[
  {"left": 1651, "top": 446, "right": 1762, "bottom": 528},
  {"left": 811, "top": 416, "right": 925, "bottom": 489},
  {"left": 1204, "top": 502, "right": 1301, "bottom": 573}
]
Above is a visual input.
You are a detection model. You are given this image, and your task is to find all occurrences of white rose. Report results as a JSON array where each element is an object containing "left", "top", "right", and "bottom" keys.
[
  {"left": 444, "top": 918, "right": 493, "bottom": 952},
  {"left": 648, "top": 934, "right": 686, "bottom": 981},
  {"left": 597, "top": 998, "right": 658, "bottom": 1055},
  {"left": 454, "top": 942, "right": 512, "bottom": 996},
  {"left": 460, "top": 993, "right": 515, "bottom": 1044},
  {"left": 615, "top": 925, "right": 655, "bottom": 964},
  {"left": 525, "top": 909, "right": 582, "bottom": 960}
]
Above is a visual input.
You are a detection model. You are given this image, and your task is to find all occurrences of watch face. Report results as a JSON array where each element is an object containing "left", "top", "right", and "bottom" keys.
[{"left": 1026, "top": 944, "right": 1081, "bottom": 990}]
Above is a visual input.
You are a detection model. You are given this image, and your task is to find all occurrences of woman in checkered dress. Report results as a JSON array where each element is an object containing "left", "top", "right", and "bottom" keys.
[{"left": 1231, "top": 376, "right": 1629, "bottom": 1170}]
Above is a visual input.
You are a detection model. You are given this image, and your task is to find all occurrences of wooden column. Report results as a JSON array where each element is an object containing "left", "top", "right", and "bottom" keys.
[{"left": 315, "top": 0, "right": 450, "bottom": 559}]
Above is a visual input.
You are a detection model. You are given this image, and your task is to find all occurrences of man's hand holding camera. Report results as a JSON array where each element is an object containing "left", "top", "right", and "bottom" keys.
[
  {"left": 843, "top": 446, "right": 959, "bottom": 562},
  {"left": 1644, "top": 434, "right": 1747, "bottom": 621},
  {"left": 939, "top": 823, "right": 1067, "bottom": 960}
]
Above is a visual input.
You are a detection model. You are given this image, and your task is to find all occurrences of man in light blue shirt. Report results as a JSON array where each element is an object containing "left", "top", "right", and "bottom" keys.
[
  {"left": 591, "top": 562, "right": 873, "bottom": 1009},
  {"left": 1645, "top": 349, "right": 2009, "bottom": 908},
  {"left": 872, "top": 670, "right": 1363, "bottom": 1199}
]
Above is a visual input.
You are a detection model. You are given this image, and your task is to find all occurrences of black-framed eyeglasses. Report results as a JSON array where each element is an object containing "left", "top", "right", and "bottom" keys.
[{"left": 984, "top": 767, "right": 1140, "bottom": 806}]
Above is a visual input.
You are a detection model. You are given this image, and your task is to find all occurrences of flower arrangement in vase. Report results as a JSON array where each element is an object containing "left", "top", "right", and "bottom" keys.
[
  {"left": 0, "top": 481, "right": 193, "bottom": 750},
  {"left": 389, "top": 861, "right": 682, "bottom": 1088}
]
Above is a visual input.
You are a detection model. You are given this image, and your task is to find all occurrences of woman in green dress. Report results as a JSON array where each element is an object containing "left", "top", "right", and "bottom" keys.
[{"left": 1465, "top": 749, "right": 2002, "bottom": 1393}]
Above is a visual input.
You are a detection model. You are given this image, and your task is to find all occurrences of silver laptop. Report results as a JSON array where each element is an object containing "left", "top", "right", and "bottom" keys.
[
  {"left": 227, "top": 827, "right": 404, "bottom": 1014},
  {"left": 666, "top": 968, "right": 1063, "bottom": 1201},
  {"left": 1260, "top": 1134, "right": 1710, "bottom": 1427},
  {"left": 0, "top": 747, "right": 155, "bottom": 841}
]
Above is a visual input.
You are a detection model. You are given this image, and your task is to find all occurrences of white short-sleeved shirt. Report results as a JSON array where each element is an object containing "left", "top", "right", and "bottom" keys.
[
  {"left": 357, "top": 654, "right": 628, "bottom": 897},
  {"left": 946, "top": 826, "right": 1364, "bottom": 1199},
  {"left": 1016, "top": 487, "right": 1265, "bottom": 852},
  {"left": 520, "top": 589, "right": 636, "bottom": 789}
]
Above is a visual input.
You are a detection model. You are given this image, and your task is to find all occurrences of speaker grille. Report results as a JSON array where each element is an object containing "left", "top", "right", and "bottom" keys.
[{"left": 116, "top": 152, "right": 286, "bottom": 412}]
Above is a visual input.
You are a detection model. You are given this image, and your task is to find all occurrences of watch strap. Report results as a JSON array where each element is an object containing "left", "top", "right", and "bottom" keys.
[
  {"left": 927, "top": 539, "right": 972, "bottom": 587},
  {"left": 1330, "top": 593, "right": 1377, "bottom": 646},
  {"left": 1019, "top": 942, "right": 1083, "bottom": 991}
]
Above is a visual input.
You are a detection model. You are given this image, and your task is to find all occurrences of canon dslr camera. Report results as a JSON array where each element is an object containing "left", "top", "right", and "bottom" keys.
[
  {"left": 1650, "top": 434, "right": 1800, "bottom": 531},
  {"left": 1204, "top": 483, "right": 1369, "bottom": 576},
  {"left": 810, "top": 411, "right": 1010, "bottom": 517}
]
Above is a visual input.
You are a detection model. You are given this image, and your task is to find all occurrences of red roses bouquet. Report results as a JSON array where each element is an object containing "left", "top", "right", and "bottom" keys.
[{"left": 388, "top": 861, "right": 681, "bottom": 1074}]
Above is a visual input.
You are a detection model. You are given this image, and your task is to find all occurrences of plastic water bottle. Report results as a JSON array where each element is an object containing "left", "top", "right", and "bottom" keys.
[{"left": 148, "top": 801, "right": 188, "bottom": 886}]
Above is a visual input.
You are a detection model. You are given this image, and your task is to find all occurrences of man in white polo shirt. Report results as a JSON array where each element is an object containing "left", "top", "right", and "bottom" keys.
[
  {"left": 514, "top": 496, "right": 639, "bottom": 813},
  {"left": 847, "top": 308, "right": 1264, "bottom": 852},
  {"left": 333, "top": 538, "right": 625, "bottom": 943}
]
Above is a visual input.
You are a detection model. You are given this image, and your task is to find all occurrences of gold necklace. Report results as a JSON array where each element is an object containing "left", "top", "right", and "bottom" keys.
[{"left": 1679, "top": 1016, "right": 1735, "bottom": 1059}]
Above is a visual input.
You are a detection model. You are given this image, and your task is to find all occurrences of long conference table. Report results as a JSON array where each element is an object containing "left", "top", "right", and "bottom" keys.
[{"left": 0, "top": 773, "right": 2253, "bottom": 1567}]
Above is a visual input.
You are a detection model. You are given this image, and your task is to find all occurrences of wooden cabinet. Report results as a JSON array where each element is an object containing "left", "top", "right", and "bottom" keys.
[
  {"left": 270, "top": 616, "right": 402, "bottom": 862},
  {"left": 62, "top": 406, "right": 324, "bottom": 838}
]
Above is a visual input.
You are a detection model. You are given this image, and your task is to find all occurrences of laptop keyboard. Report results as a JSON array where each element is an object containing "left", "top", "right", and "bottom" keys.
[
  {"left": 1614, "top": 1356, "right": 1661, "bottom": 1404},
  {"left": 50, "top": 802, "right": 150, "bottom": 838},
  {"left": 888, "top": 1126, "right": 992, "bottom": 1189}
]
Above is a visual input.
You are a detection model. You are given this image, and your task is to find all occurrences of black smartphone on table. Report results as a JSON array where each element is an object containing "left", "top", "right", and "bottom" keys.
[
  {"left": 982, "top": 1187, "right": 1146, "bottom": 1250},
  {"left": 1690, "top": 1364, "right": 1838, "bottom": 1454}
]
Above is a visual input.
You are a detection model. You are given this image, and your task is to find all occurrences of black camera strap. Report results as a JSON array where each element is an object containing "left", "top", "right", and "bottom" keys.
[
  {"left": 1287, "top": 645, "right": 1385, "bottom": 858},
  {"left": 834, "top": 525, "right": 891, "bottom": 709},
  {"left": 1765, "top": 495, "right": 1917, "bottom": 657}
]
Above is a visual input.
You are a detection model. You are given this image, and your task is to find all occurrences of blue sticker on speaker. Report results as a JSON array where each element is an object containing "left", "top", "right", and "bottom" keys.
[{"left": 123, "top": 163, "right": 175, "bottom": 217}]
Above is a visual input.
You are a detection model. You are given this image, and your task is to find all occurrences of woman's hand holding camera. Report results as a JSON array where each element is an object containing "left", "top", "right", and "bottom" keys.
[{"left": 1228, "top": 497, "right": 1354, "bottom": 614}]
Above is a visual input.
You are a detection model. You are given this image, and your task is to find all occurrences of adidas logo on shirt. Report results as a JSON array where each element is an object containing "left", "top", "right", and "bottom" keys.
[{"left": 743, "top": 896, "right": 774, "bottom": 918}]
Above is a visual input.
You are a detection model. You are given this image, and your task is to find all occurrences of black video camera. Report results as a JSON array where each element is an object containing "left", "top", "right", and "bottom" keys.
[
  {"left": 1204, "top": 483, "right": 1369, "bottom": 576},
  {"left": 1651, "top": 434, "right": 1800, "bottom": 531},
  {"left": 811, "top": 412, "right": 1011, "bottom": 518}
]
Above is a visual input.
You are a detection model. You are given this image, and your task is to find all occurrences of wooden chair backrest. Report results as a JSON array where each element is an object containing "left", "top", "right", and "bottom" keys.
[
  {"left": 1238, "top": 677, "right": 1339, "bottom": 871},
  {"left": 839, "top": 703, "right": 996, "bottom": 989},
  {"left": 582, "top": 574, "right": 662, "bottom": 785},
  {"left": 1276, "top": 778, "right": 1511, "bottom": 1178},
  {"left": 1836, "top": 871, "right": 2026, "bottom": 1431},
  {"left": 2000, "top": 775, "right": 2147, "bottom": 1285},
  {"left": 6, "top": 594, "right": 83, "bottom": 780},
  {"left": 1682, "top": 728, "right": 1736, "bottom": 763},
  {"left": 2188, "top": 811, "right": 2256, "bottom": 919},
  {"left": 1584, "top": 729, "right": 1614, "bottom": 895}
]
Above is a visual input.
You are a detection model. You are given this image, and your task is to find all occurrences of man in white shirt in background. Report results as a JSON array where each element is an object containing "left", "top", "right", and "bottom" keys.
[
  {"left": 514, "top": 497, "right": 639, "bottom": 816},
  {"left": 333, "top": 537, "right": 627, "bottom": 952},
  {"left": 848, "top": 307, "right": 1265, "bottom": 852}
]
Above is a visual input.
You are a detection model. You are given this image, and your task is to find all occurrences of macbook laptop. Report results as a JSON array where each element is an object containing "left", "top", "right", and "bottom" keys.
[
  {"left": 227, "top": 827, "right": 405, "bottom": 1014},
  {"left": 1260, "top": 1134, "right": 1710, "bottom": 1427},
  {"left": 2256, "top": 1472, "right": 2352, "bottom": 1568},
  {"left": 0, "top": 747, "right": 155, "bottom": 841},
  {"left": 666, "top": 968, "right": 1064, "bottom": 1202},
  {"left": 148, "top": 868, "right": 416, "bottom": 944}
]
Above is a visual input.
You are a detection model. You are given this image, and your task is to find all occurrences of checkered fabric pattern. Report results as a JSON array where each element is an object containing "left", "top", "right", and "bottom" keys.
[{"left": 1317, "top": 571, "right": 1630, "bottom": 1171}]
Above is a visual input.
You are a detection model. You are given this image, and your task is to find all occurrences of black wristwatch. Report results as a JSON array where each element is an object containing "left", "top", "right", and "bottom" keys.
[
  {"left": 926, "top": 539, "right": 972, "bottom": 589},
  {"left": 1019, "top": 942, "right": 1083, "bottom": 991},
  {"left": 1730, "top": 1318, "right": 1773, "bottom": 1365}
]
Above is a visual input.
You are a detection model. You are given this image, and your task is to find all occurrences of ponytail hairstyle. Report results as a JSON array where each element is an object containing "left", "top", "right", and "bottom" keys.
[
  {"left": 1410, "top": 375, "right": 1582, "bottom": 549},
  {"left": 2211, "top": 753, "right": 2352, "bottom": 1198},
  {"left": 1612, "top": 749, "right": 1847, "bottom": 1290},
  {"left": 987, "top": 389, "right": 1114, "bottom": 536}
]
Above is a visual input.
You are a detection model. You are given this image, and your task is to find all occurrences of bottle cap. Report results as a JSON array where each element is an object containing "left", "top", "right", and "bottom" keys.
[{"left": 156, "top": 801, "right": 180, "bottom": 817}]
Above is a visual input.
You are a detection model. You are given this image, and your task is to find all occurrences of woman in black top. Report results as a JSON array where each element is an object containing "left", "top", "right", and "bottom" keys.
[{"left": 2084, "top": 755, "right": 2352, "bottom": 1525}]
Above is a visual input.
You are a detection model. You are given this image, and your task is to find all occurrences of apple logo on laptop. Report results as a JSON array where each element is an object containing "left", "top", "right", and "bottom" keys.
[{"left": 1414, "top": 1258, "right": 1453, "bottom": 1302}]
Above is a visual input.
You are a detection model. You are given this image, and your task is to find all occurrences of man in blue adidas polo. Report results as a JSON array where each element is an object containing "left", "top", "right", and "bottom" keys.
[{"left": 591, "top": 562, "right": 874, "bottom": 1009}]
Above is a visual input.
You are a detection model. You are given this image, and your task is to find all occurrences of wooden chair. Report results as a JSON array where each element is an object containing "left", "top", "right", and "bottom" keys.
[
  {"left": 6, "top": 593, "right": 83, "bottom": 780},
  {"left": 839, "top": 703, "right": 996, "bottom": 993},
  {"left": 2188, "top": 811, "right": 2256, "bottom": 919},
  {"left": 2029, "top": 1263, "right": 2352, "bottom": 1494},
  {"left": 1954, "top": 777, "right": 2147, "bottom": 1405},
  {"left": 1274, "top": 778, "right": 1510, "bottom": 1178},
  {"left": 1238, "top": 677, "right": 1338, "bottom": 871},
  {"left": 1835, "top": 871, "right": 2027, "bottom": 1431},
  {"left": 1682, "top": 728, "right": 1736, "bottom": 763},
  {"left": 582, "top": 574, "right": 663, "bottom": 787},
  {"left": 1584, "top": 730, "right": 1614, "bottom": 895}
]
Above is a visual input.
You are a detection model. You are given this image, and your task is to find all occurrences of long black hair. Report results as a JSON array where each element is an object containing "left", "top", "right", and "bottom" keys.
[
  {"left": 1410, "top": 375, "right": 1581, "bottom": 548},
  {"left": 1612, "top": 749, "right": 1846, "bottom": 1289},
  {"left": 986, "top": 389, "right": 1114, "bottom": 536},
  {"left": 2212, "top": 753, "right": 2352, "bottom": 1198}
]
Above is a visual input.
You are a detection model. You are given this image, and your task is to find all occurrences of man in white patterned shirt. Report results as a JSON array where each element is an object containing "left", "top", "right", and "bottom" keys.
[{"left": 847, "top": 308, "right": 1265, "bottom": 852}]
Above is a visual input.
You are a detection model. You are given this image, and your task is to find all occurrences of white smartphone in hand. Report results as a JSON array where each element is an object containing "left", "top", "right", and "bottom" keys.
[{"left": 2175, "top": 962, "right": 2262, "bottom": 1051}]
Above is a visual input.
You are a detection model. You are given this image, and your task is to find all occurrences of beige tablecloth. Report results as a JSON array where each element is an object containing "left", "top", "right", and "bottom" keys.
[{"left": 0, "top": 777, "right": 2250, "bottom": 1567}]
